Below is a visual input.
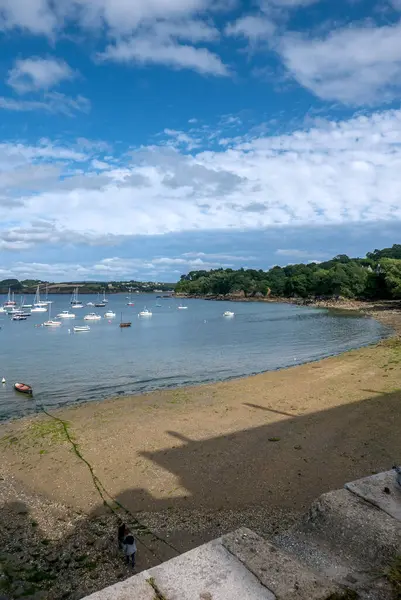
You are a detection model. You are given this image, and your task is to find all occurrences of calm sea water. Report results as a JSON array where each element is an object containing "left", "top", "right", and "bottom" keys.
[{"left": 0, "top": 293, "right": 391, "bottom": 420}]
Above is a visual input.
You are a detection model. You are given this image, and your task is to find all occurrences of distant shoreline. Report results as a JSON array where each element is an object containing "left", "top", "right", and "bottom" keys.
[{"left": 174, "top": 294, "right": 401, "bottom": 328}]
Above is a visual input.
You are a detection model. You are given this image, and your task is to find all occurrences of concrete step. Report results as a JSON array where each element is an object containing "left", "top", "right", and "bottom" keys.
[
  {"left": 222, "top": 528, "right": 339, "bottom": 600},
  {"left": 277, "top": 487, "right": 401, "bottom": 575}
]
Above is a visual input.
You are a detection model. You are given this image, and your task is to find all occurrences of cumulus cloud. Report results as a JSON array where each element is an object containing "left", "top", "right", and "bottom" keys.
[
  {"left": 279, "top": 20, "right": 401, "bottom": 105},
  {"left": 0, "top": 0, "right": 229, "bottom": 77},
  {"left": 99, "top": 37, "right": 229, "bottom": 76},
  {"left": 7, "top": 57, "right": 76, "bottom": 93},
  {"left": 225, "top": 15, "right": 276, "bottom": 40},
  {"left": 1, "top": 252, "right": 240, "bottom": 280},
  {"left": 2, "top": 109, "right": 401, "bottom": 249}
]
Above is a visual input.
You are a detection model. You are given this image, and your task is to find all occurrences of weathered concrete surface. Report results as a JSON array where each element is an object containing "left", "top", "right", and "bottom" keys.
[
  {"left": 222, "top": 528, "right": 338, "bottom": 600},
  {"left": 82, "top": 576, "right": 155, "bottom": 600},
  {"left": 83, "top": 537, "right": 275, "bottom": 600},
  {"left": 148, "top": 536, "right": 275, "bottom": 600},
  {"left": 345, "top": 469, "right": 401, "bottom": 522},
  {"left": 290, "top": 488, "right": 401, "bottom": 570}
]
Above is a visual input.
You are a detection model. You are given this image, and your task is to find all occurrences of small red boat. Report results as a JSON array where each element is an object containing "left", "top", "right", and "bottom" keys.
[{"left": 14, "top": 382, "right": 33, "bottom": 395}]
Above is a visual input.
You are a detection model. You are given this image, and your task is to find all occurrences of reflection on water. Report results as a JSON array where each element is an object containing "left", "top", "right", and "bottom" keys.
[{"left": 0, "top": 294, "right": 391, "bottom": 420}]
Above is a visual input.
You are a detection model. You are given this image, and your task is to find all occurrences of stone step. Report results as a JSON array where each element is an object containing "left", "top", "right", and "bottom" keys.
[
  {"left": 278, "top": 487, "right": 401, "bottom": 575},
  {"left": 222, "top": 528, "right": 339, "bottom": 600}
]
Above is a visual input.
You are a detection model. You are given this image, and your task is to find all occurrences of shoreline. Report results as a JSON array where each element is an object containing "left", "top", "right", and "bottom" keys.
[{"left": 0, "top": 303, "right": 400, "bottom": 599}]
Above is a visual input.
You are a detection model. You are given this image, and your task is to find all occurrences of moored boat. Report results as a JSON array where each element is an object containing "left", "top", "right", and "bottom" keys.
[
  {"left": 43, "top": 320, "right": 62, "bottom": 327},
  {"left": 84, "top": 313, "right": 101, "bottom": 321},
  {"left": 73, "top": 325, "right": 90, "bottom": 332},
  {"left": 105, "top": 310, "right": 116, "bottom": 318},
  {"left": 57, "top": 310, "right": 76, "bottom": 319},
  {"left": 138, "top": 308, "right": 152, "bottom": 317},
  {"left": 14, "top": 382, "right": 33, "bottom": 395},
  {"left": 223, "top": 311, "right": 235, "bottom": 317},
  {"left": 71, "top": 287, "right": 84, "bottom": 308}
]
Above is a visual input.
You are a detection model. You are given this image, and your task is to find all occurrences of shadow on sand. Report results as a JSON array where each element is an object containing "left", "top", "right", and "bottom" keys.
[{"left": 1, "top": 387, "right": 401, "bottom": 599}]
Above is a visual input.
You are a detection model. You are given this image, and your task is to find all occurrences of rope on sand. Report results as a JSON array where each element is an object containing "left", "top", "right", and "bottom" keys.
[{"left": 38, "top": 404, "right": 180, "bottom": 563}]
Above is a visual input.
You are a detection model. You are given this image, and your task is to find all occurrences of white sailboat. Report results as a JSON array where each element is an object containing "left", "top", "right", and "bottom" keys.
[
  {"left": 31, "top": 286, "right": 48, "bottom": 312},
  {"left": 223, "top": 311, "right": 235, "bottom": 317},
  {"left": 177, "top": 303, "right": 188, "bottom": 310},
  {"left": 104, "top": 310, "right": 116, "bottom": 318},
  {"left": 94, "top": 292, "right": 106, "bottom": 307},
  {"left": 138, "top": 307, "right": 152, "bottom": 317},
  {"left": 71, "top": 287, "right": 84, "bottom": 308},
  {"left": 4, "top": 288, "right": 16, "bottom": 308},
  {"left": 43, "top": 304, "right": 62, "bottom": 327}
]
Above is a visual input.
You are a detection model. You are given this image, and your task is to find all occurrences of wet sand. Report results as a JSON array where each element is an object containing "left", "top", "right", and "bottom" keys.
[{"left": 0, "top": 306, "right": 400, "bottom": 598}]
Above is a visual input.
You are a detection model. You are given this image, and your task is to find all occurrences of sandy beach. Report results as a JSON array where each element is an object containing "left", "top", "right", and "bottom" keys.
[{"left": 1, "top": 304, "right": 400, "bottom": 599}]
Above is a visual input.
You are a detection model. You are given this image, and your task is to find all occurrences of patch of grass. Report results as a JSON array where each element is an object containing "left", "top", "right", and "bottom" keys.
[
  {"left": 268, "top": 437, "right": 281, "bottom": 442},
  {"left": 382, "top": 338, "right": 401, "bottom": 350},
  {"left": 384, "top": 555, "right": 401, "bottom": 598},
  {"left": 26, "top": 418, "right": 68, "bottom": 446}
]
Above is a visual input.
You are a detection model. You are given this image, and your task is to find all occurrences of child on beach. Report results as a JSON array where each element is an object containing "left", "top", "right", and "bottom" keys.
[{"left": 123, "top": 529, "right": 137, "bottom": 568}]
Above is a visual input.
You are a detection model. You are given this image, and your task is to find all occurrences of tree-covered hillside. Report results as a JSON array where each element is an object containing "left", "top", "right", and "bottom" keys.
[{"left": 175, "top": 244, "right": 401, "bottom": 300}]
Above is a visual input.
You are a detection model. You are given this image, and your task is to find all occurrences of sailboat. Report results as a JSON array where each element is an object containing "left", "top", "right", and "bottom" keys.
[
  {"left": 94, "top": 292, "right": 106, "bottom": 307},
  {"left": 3, "top": 288, "right": 16, "bottom": 308},
  {"left": 31, "top": 286, "right": 48, "bottom": 312},
  {"left": 120, "top": 312, "right": 131, "bottom": 328},
  {"left": 71, "top": 287, "right": 84, "bottom": 308},
  {"left": 43, "top": 303, "right": 62, "bottom": 327},
  {"left": 126, "top": 292, "right": 135, "bottom": 306}
]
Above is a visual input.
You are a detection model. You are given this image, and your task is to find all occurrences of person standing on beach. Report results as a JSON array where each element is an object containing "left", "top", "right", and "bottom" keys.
[
  {"left": 123, "top": 530, "right": 137, "bottom": 568},
  {"left": 118, "top": 520, "right": 126, "bottom": 550}
]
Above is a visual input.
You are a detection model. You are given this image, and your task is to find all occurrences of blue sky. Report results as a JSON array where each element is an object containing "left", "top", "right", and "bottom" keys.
[{"left": 0, "top": 0, "right": 401, "bottom": 282}]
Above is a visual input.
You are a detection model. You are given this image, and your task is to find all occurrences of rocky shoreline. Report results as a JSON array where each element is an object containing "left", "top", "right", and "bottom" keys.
[{"left": 175, "top": 294, "right": 401, "bottom": 333}]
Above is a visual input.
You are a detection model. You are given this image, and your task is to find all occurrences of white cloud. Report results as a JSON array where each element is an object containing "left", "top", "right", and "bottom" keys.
[
  {"left": 0, "top": 1, "right": 229, "bottom": 78},
  {"left": 275, "top": 249, "right": 325, "bottom": 258},
  {"left": 99, "top": 37, "right": 229, "bottom": 76},
  {"left": 0, "top": 0, "right": 213, "bottom": 36},
  {"left": 7, "top": 57, "right": 75, "bottom": 93},
  {"left": 2, "top": 109, "right": 401, "bottom": 249},
  {"left": 163, "top": 129, "right": 201, "bottom": 150},
  {"left": 151, "top": 19, "right": 220, "bottom": 42},
  {"left": 0, "top": 92, "right": 90, "bottom": 115},
  {"left": 279, "top": 20, "right": 401, "bottom": 104},
  {"left": 225, "top": 15, "right": 275, "bottom": 40},
  {"left": 0, "top": 253, "right": 240, "bottom": 281},
  {"left": 0, "top": 0, "right": 58, "bottom": 35}
]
